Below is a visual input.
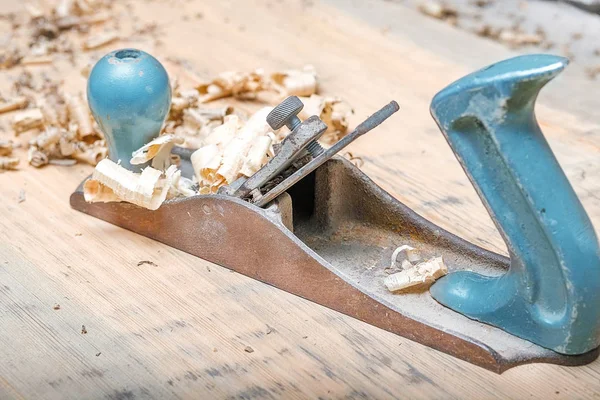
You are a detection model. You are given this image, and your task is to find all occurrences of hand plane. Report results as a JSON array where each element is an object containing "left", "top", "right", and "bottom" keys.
[{"left": 71, "top": 50, "right": 600, "bottom": 373}]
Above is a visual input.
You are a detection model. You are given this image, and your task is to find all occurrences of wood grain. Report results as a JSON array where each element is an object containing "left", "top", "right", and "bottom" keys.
[{"left": 0, "top": 0, "right": 599, "bottom": 398}]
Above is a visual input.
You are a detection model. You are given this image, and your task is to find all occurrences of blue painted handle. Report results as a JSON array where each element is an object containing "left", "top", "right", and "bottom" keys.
[
  {"left": 87, "top": 49, "right": 171, "bottom": 171},
  {"left": 429, "top": 54, "right": 600, "bottom": 354}
]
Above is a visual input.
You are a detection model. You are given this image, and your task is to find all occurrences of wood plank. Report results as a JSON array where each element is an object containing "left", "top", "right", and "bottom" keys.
[{"left": 0, "top": 0, "right": 599, "bottom": 398}]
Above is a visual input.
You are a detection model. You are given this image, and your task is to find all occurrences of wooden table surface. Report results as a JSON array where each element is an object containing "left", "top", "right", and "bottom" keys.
[{"left": 1, "top": 0, "right": 599, "bottom": 398}]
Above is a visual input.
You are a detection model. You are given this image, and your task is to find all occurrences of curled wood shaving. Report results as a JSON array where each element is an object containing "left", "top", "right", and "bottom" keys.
[
  {"left": 192, "top": 65, "right": 318, "bottom": 105},
  {"left": 12, "top": 108, "right": 44, "bottom": 134},
  {"left": 28, "top": 147, "right": 49, "bottom": 168},
  {"left": 31, "top": 127, "right": 61, "bottom": 150},
  {"left": 130, "top": 134, "right": 184, "bottom": 170},
  {"left": 167, "top": 170, "right": 196, "bottom": 198},
  {"left": 72, "top": 145, "right": 107, "bottom": 165},
  {"left": 240, "top": 135, "right": 272, "bottom": 177},
  {"left": 299, "top": 94, "right": 353, "bottom": 145},
  {"left": 0, "top": 140, "right": 14, "bottom": 156},
  {"left": 191, "top": 108, "right": 275, "bottom": 192},
  {"left": 84, "top": 159, "right": 178, "bottom": 210},
  {"left": 0, "top": 96, "right": 28, "bottom": 114},
  {"left": 391, "top": 245, "right": 422, "bottom": 266},
  {"left": 271, "top": 65, "right": 317, "bottom": 98},
  {"left": 196, "top": 69, "right": 268, "bottom": 103},
  {"left": 65, "top": 93, "right": 95, "bottom": 138},
  {"left": 183, "top": 106, "right": 233, "bottom": 129},
  {"left": 384, "top": 256, "right": 448, "bottom": 292},
  {"left": 0, "top": 156, "right": 20, "bottom": 170},
  {"left": 342, "top": 152, "right": 364, "bottom": 168}
]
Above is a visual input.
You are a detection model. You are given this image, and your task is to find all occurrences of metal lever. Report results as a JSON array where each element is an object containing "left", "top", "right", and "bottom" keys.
[
  {"left": 429, "top": 54, "right": 600, "bottom": 355},
  {"left": 222, "top": 96, "right": 399, "bottom": 206},
  {"left": 219, "top": 96, "right": 327, "bottom": 197},
  {"left": 254, "top": 100, "right": 399, "bottom": 207}
]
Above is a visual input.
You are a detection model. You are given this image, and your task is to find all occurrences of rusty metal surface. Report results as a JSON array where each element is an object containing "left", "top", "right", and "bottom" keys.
[{"left": 70, "top": 156, "right": 599, "bottom": 373}]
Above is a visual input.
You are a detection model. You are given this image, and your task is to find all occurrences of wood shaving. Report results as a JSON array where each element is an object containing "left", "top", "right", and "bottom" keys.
[
  {"left": 342, "top": 152, "right": 364, "bottom": 168},
  {"left": 418, "top": 1, "right": 458, "bottom": 22},
  {"left": 18, "top": 189, "right": 26, "bottom": 203},
  {"left": 12, "top": 108, "right": 44, "bottom": 134},
  {"left": 196, "top": 69, "right": 269, "bottom": 102},
  {"left": 192, "top": 65, "right": 318, "bottom": 104},
  {"left": 0, "top": 156, "right": 20, "bottom": 170},
  {"left": 271, "top": 65, "right": 318, "bottom": 98},
  {"left": 130, "top": 134, "right": 184, "bottom": 170},
  {"left": 0, "top": 140, "right": 14, "bottom": 156},
  {"left": 31, "top": 127, "right": 61, "bottom": 150},
  {"left": 0, "top": 97, "right": 28, "bottom": 114},
  {"left": 191, "top": 108, "right": 275, "bottom": 192},
  {"left": 167, "top": 170, "right": 196, "bottom": 198},
  {"left": 299, "top": 94, "right": 353, "bottom": 145},
  {"left": 239, "top": 135, "right": 272, "bottom": 177},
  {"left": 498, "top": 30, "right": 543, "bottom": 48},
  {"left": 384, "top": 256, "right": 448, "bottom": 292},
  {"left": 391, "top": 245, "right": 422, "bottom": 266},
  {"left": 65, "top": 93, "right": 95, "bottom": 138},
  {"left": 83, "top": 159, "right": 179, "bottom": 210},
  {"left": 20, "top": 55, "right": 54, "bottom": 66},
  {"left": 28, "top": 147, "right": 49, "bottom": 168},
  {"left": 72, "top": 144, "right": 107, "bottom": 165}
]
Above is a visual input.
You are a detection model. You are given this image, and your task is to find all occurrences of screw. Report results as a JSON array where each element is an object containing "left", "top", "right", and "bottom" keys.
[{"left": 267, "top": 96, "right": 324, "bottom": 157}]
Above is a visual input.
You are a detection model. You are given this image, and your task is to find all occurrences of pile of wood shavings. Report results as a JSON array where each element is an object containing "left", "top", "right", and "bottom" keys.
[
  {"left": 0, "top": 2, "right": 354, "bottom": 175},
  {"left": 163, "top": 65, "right": 354, "bottom": 149},
  {"left": 0, "top": 0, "right": 116, "bottom": 170},
  {"left": 0, "top": 62, "right": 353, "bottom": 172},
  {"left": 1, "top": 0, "right": 115, "bottom": 70},
  {"left": 0, "top": 70, "right": 107, "bottom": 169},
  {"left": 83, "top": 108, "right": 282, "bottom": 210}
]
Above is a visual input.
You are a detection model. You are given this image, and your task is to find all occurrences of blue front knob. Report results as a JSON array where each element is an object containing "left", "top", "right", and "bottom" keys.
[{"left": 87, "top": 49, "right": 171, "bottom": 171}]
